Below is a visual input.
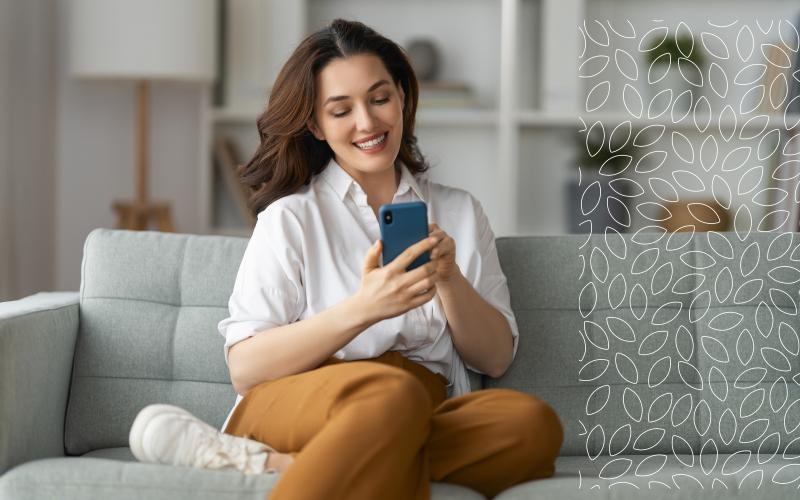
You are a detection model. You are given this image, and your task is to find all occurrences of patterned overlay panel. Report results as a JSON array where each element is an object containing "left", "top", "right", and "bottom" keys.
[{"left": 576, "top": 19, "right": 800, "bottom": 489}]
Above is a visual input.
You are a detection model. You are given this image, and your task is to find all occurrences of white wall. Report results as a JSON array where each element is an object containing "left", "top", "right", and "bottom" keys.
[
  {"left": 0, "top": 2, "right": 210, "bottom": 298},
  {"left": 0, "top": 0, "right": 13, "bottom": 300},
  {"left": 0, "top": 0, "right": 57, "bottom": 301},
  {"left": 53, "top": 0, "right": 208, "bottom": 291}
]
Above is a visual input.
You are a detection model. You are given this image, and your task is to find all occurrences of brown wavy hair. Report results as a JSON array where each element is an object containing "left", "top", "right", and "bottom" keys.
[{"left": 239, "top": 19, "right": 429, "bottom": 215}]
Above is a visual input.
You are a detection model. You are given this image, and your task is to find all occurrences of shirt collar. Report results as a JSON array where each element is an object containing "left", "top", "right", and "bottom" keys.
[
  {"left": 396, "top": 163, "right": 426, "bottom": 203},
  {"left": 320, "top": 158, "right": 426, "bottom": 204},
  {"left": 319, "top": 158, "right": 354, "bottom": 202}
]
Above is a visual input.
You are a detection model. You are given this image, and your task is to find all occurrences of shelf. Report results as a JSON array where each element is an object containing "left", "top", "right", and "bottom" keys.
[
  {"left": 213, "top": 107, "right": 498, "bottom": 128},
  {"left": 515, "top": 111, "right": 577, "bottom": 128},
  {"left": 218, "top": 107, "right": 799, "bottom": 132},
  {"left": 416, "top": 108, "right": 498, "bottom": 127},
  {"left": 517, "top": 110, "right": 800, "bottom": 133}
]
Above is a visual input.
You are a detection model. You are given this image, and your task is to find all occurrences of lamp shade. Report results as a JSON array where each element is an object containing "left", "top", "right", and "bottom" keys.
[{"left": 68, "top": 0, "right": 217, "bottom": 82}]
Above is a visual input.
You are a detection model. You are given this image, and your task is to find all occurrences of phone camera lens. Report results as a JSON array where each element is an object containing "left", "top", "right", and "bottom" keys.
[{"left": 384, "top": 211, "right": 393, "bottom": 224}]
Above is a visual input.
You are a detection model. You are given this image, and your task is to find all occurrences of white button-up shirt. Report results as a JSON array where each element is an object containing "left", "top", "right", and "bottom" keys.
[{"left": 217, "top": 159, "right": 519, "bottom": 431}]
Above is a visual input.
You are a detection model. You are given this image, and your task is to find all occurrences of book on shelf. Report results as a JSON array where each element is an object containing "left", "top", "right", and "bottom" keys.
[
  {"left": 213, "top": 135, "right": 257, "bottom": 229},
  {"left": 417, "top": 81, "right": 478, "bottom": 109}
]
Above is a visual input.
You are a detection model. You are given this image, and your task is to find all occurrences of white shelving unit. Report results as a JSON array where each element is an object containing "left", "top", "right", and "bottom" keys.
[
  {"left": 213, "top": 107, "right": 500, "bottom": 128},
  {"left": 202, "top": 0, "right": 541, "bottom": 237},
  {"left": 200, "top": 0, "right": 800, "bottom": 238}
]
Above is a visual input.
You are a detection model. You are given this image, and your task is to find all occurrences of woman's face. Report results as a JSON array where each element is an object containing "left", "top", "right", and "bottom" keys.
[{"left": 309, "top": 53, "right": 405, "bottom": 179}]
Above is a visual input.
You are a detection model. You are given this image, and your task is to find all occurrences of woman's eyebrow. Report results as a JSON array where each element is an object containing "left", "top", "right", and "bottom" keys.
[{"left": 323, "top": 79, "right": 390, "bottom": 105}]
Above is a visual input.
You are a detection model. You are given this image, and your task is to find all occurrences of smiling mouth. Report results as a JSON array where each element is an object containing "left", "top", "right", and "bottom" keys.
[{"left": 354, "top": 132, "right": 387, "bottom": 149}]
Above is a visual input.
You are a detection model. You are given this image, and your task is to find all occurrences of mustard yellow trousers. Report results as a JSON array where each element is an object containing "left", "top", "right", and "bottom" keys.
[{"left": 223, "top": 351, "right": 563, "bottom": 499}]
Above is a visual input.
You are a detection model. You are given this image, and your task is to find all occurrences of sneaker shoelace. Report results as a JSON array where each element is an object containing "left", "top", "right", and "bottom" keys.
[{"left": 190, "top": 431, "right": 272, "bottom": 474}]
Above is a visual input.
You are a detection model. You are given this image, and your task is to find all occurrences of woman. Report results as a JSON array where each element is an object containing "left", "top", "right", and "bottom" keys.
[{"left": 129, "top": 19, "right": 563, "bottom": 500}]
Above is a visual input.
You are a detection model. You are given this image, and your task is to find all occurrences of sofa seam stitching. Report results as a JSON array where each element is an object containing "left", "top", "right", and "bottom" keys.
[
  {"left": 3, "top": 481, "right": 270, "bottom": 494},
  {"left": 81, "top": 296, "right": 225, "bottom": 308},
  {"left": 72, "top": 374, "right": 231, "bottom": 385}
]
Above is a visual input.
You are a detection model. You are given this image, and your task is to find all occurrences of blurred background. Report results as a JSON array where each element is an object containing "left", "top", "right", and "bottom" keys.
[{"left": 2, "top": 0, "right": 800, "bottom": 301}]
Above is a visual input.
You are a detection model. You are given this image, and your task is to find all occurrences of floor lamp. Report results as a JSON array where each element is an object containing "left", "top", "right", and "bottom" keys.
[{"left": 68, "top": 0, "right": 217, "bottom": 231}]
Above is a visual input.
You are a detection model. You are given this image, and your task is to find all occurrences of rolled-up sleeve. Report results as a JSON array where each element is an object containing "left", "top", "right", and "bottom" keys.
[
  {"left": 464, "top": 195, "right": 520, "bottom": 372},
  {"left": 217, "top": 204, "right": 305, "bottom": 367}
]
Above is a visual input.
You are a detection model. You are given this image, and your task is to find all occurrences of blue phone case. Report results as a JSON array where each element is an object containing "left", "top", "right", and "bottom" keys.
[{"left": 379, "top": 201, "right": 430, "bottom": 271}]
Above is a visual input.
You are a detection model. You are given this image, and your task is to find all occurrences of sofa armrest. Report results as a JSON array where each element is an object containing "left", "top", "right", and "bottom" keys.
[{"left": 0, "top": 292, "right": 80, "bottom": 474}]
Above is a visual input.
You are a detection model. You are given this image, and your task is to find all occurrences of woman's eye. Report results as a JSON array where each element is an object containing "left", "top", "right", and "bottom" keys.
[{"left": 330, "top": 97, "right": 388, "bottom": 117}]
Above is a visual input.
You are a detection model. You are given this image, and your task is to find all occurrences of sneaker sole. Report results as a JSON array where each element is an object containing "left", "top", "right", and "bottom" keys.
[{"left": 129, "top": 403, "right": 194, "bottom": 464}]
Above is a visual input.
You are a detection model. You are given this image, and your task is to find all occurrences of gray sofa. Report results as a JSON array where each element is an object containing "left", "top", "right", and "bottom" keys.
[{"left": 1, "top": 228, "right": 799, "bottom": 499}]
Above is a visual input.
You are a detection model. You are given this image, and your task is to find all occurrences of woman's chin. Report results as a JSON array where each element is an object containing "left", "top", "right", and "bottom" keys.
[{"left": 339, "top": 148, "right": 400, "bottom": 174}]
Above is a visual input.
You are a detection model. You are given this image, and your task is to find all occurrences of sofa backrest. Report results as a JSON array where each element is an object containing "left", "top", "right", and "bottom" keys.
[
  {"left": 493, "top": 231, "right": 800, "bottom": 458},
  {"left": 65, "top": 228, "right": 483, "bottom": 455},
  {"left": 65, "top": 229, "right": 247, "bottom": 454},
  {"left": 66, "top": 229, "right": 800, "bottom": 459}
]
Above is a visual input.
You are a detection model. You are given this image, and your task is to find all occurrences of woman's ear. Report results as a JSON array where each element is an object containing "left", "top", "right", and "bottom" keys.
[{"left": 307, "top": 119, "right": 325, "bottom": 141}]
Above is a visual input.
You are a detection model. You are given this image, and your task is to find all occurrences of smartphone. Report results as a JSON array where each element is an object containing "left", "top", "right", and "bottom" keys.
[{"left": 378, "top": 201, "right": 430, "bottom": 271}]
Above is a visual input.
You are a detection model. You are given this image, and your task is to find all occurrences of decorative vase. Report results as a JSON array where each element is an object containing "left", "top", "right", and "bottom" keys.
[
  {"left": 406, "top": 39, "right": 440, "bottom": 82},
  {"left": 659, "top": 199, "right": 730, "bottom": 232}
]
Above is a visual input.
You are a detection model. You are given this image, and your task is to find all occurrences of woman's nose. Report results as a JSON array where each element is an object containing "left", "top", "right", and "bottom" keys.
[{"left": 354, "top": 104, "right": 377, "bottom": 132}]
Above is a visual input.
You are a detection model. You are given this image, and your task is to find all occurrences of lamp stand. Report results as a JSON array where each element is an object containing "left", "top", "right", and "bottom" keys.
[{"left": 112, "top": 81, "right": 175, "bottom": 232}]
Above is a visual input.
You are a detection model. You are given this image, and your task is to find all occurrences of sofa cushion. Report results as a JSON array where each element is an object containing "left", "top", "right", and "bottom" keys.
[
  {"left": 0, "top": 456, "right": 279, "bottom": 500},
  {"left": 494, "top": 454, "right": 800, "bottom": 499},
  {"left": 493, "top": 233, "right": 800, "bottom": 462},
  {"left": 64, "top": 228, "right": 483, "bottom": 456},
  {"left": 64, "top": 229, "right": 252, "bottom": 455},
  {"left": 493, "top": 236, "right": 593, "bottom": 456},
  {"left": 0, "top": 452, "right": 485, "bottom": 500}
]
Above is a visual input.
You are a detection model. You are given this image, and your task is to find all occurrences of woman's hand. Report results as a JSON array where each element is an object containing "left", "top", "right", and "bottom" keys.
[
  {"left": 428, "top": 223, "right": 460, "bottom": 283},
  {"left": 353, "top": 236, "right": 440, "bottom": 325}
]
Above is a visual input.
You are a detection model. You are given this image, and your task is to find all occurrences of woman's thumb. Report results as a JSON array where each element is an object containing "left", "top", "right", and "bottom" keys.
[{"left": 363, "top": 240, "right": 382, "bottom": 273}]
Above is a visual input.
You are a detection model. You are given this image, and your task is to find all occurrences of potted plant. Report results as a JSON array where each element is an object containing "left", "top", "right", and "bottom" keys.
[
  {"left": 643, "top": 32, "right": 706, "bottom": 112},
  {"left": 566, "top": 123, "right": 643, "bottom": 233}
]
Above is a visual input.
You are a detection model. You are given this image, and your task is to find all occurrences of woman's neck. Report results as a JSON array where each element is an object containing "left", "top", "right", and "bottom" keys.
[{"left": 336, "top": 158, "right": 400, "bottom": 217}]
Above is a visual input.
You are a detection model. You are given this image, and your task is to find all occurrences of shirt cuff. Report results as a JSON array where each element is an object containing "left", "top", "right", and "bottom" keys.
[{"left": 222, "top": 320, "right": 277, "bottom": 367}]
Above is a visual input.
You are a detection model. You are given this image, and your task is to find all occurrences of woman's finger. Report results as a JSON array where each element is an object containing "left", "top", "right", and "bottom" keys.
[
  {"left": 362, "top": 240, "right": 382, "bottom": 274},
  {"left": 408, "top": 284, "right": 437, "bottom": 307},
  {"left": 407, "top": 276, "right": 436, "bottom": 296},
  {"left": 395, "top": 259, "right": 436, "bottom": 288}
]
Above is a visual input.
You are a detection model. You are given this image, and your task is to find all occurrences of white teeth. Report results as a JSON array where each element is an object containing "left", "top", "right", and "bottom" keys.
[{"left": 355, "top": 133, "right": 386, "bottom": 149}]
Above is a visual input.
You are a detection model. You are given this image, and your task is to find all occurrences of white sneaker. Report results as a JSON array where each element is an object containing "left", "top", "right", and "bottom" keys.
[{"left": 129, "top": 403, "right": 277, "bottom": 475}]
